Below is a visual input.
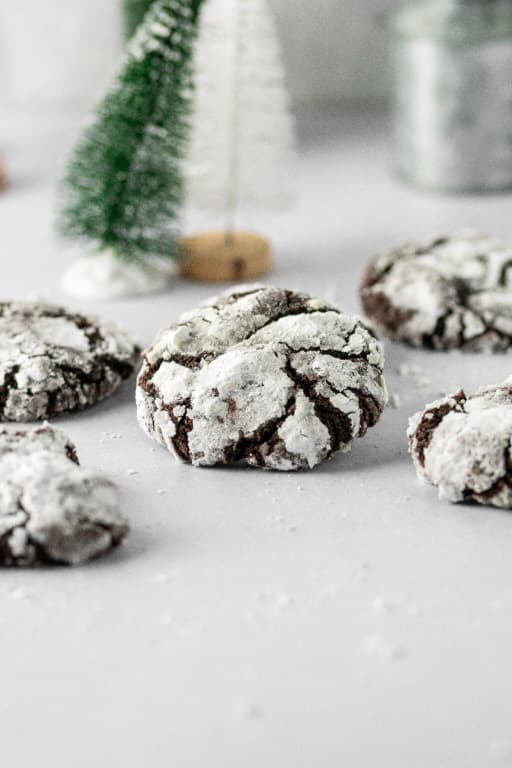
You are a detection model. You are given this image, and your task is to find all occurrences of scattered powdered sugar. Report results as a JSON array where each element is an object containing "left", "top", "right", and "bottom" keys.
[
  {"left": 159, "top": 611, "right": 174, "bottom": 627},
  {"left": 389, "top": 392, "right": 401, "bottom": 409},
  {"left": 234, "top": 699, "right": 263, "bottom": 721},
  {"left": 274, "top": 592, "right": 293, "bottom": 610},
  {"left": 6, "top": 586, "right": 32, "bottom": 601},
  {"left": 362, "top": 634, "right": 408, "bottom": 662},
  {"left": 153, "top": 573, "right": 171, "bottom": 585},
  {"left": 372, "top": 597, "right": 399, "bottom": 616},
  {"left": 319, "top": 584, "right": 342, "bottom": 600},
  {"left": 397, "top": 364, "right": 431, "bottom": 391},
  {"left": 99, "top": 432, "right": 124, "bottom": 444}
]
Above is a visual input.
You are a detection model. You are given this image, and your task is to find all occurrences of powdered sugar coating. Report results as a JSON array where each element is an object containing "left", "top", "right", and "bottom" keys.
[
  {"left": 408, "top": 380, "right": 512, "bottom": 507},
  {"left": 361, "top": 233, "right": 512, "bottom": 350},
  {"left": 0, "top": 425, "right": 128, "bottom": 565},
  {"left": 0, "top": 302, "right": 140, "bottom": 421},
  {"left": 136, "top": 285, "right": 387, "bottom": 470}
]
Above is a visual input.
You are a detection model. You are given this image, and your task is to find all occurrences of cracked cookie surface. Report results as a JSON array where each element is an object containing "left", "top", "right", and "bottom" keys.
[
  {"left": 360, "top": 233, "right": 512, "bottom": 351},
  {"left": 408, "top": 381, "right": 512, "bottom": 507},
  {"left": 0, "top": 302, "right": 140, "bottom": 421},
  {"left": 136, "top": 285, "right": 388, "bottom": 470},
  {"left": 0, "top": 425, "right": 128, "bottom": 565}
]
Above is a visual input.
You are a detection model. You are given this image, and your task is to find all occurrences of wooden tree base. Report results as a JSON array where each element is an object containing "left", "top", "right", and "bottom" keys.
[
  {"left": 179, "top": 231, "right": 272, "bottom": 283},
  {"left": 0, "top": 159, "right": 7, "bottom": 191}
]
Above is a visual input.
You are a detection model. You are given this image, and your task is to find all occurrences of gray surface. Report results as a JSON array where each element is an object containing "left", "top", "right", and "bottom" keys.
[{"left": 2, "top": 110, "right": 512, "bottom": 767}]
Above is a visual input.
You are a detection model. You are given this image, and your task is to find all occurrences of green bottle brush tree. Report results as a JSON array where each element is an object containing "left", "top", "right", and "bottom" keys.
[{"left": 59, "top": 0, "right": 201, "bottom": 299}]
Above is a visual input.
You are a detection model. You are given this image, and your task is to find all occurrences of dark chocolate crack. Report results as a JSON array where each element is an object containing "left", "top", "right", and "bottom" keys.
[
  {"left": 171, "top": 399, "right": 193, "bottom": 462},
  {"left": 360, "top": 285, "right": 414, "bottom": 336},
  {"left": 283, "top": 357, "right": 353, "bottom": 456},
  {"left": 0, "top": 365, "right": 20, "bottom": 419},
  {"left": 412, "top": 391, "right": 466, "bottom": 467},
  {"left": 222, "top": 395, "right": 298, "bottom": 467}
]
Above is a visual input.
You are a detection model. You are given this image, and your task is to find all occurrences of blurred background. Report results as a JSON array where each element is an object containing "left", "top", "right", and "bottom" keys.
[{"left": 0, "top": 0, "right": 395, "bottom": 111}]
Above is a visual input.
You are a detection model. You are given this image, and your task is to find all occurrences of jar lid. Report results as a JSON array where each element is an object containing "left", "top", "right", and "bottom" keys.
[{"left": 390, "top": 0, "right": 512, "bottom": 44}]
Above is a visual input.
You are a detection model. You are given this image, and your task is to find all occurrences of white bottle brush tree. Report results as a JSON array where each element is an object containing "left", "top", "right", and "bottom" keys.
[{"left": 180, "top": 0, "right": 296, "bottom": 282}]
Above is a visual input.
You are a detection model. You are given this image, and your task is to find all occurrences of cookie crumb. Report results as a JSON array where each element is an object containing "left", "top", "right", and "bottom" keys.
[
  {"left": 235, "top": 699, "right": 263, "bottom": 721},
  {"left": 389, "top": 393, "right": 401, "bottom": 409},
  {"left": 8, "top": 587, "right": 31, "bottom": 601},
  {"left": 153, "top": 573, "right": 171, "bottom": 585},
  {"left": 159, "top": 611, "right": 174, "bottom": 627},
  {"left": 363, "top": 635, "right": 407, "bottom": 662},
  {"left": 372, "top": 597, "right": 398, "bottom": 616}
]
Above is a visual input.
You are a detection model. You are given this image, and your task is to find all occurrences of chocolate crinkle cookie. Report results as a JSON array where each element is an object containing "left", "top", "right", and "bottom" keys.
[
  {"left": 408, "top": 381, "right": 512, "bottom": 508},
  {"left": 0, "top": 302, "right": 140, "bottom": 421},
  {"left": 360, "top": 233, "right": 512, "bottom": 351},
  {"left": 136, "top": 285, "right": 388, "bottom": 471},
  {"left": 0, "top": 424, "right": 128, "bottom": 565}
]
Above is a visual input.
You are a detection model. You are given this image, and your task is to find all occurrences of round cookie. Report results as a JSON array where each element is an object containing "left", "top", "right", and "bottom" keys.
[
  {"left": 408, "top": 381, "right": 512, "bottom": 508},
  {"left": 136, "top": 284, "right": 388, "bottom": 471},
  {"left": 360, "top": 233, "right": 512, "bottom": 351},
  {"left": 0, "top": 425, "right": 128, "bottom": 565},
  {"left": 0, "top": 302, "right": 140, "bottom": 421}
]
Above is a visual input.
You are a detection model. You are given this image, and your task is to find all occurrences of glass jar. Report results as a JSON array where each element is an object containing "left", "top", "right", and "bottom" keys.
[{"left": 390, "top": 0, "right": 512, "bottom": 192}]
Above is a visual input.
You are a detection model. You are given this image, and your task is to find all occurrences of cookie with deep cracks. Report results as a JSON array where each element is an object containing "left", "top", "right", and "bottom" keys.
[
  {"left": 136, "top": 284, "right": 388, "bottom": 470},
  {"left": 361, "top": 233, "right": 512, "bottom": 351},
  {"left": 0, "top": 302, "right": 140, "bottom": 421}
]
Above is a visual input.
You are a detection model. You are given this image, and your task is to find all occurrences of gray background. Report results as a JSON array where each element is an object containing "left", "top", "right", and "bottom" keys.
[{"left": 0, "top": 0, "right": 395, "bottom": 109}]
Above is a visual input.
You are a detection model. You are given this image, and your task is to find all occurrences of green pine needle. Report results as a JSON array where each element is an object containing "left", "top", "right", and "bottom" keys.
[
  {"left": 59, "top": 0, "right": 201, "bottom": 264},
  {"left": 122, "top": 0, "right": 203, "bottom": 41},
  {"left": 122, "top": 0, "right": 155, "bottom": 41}
]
